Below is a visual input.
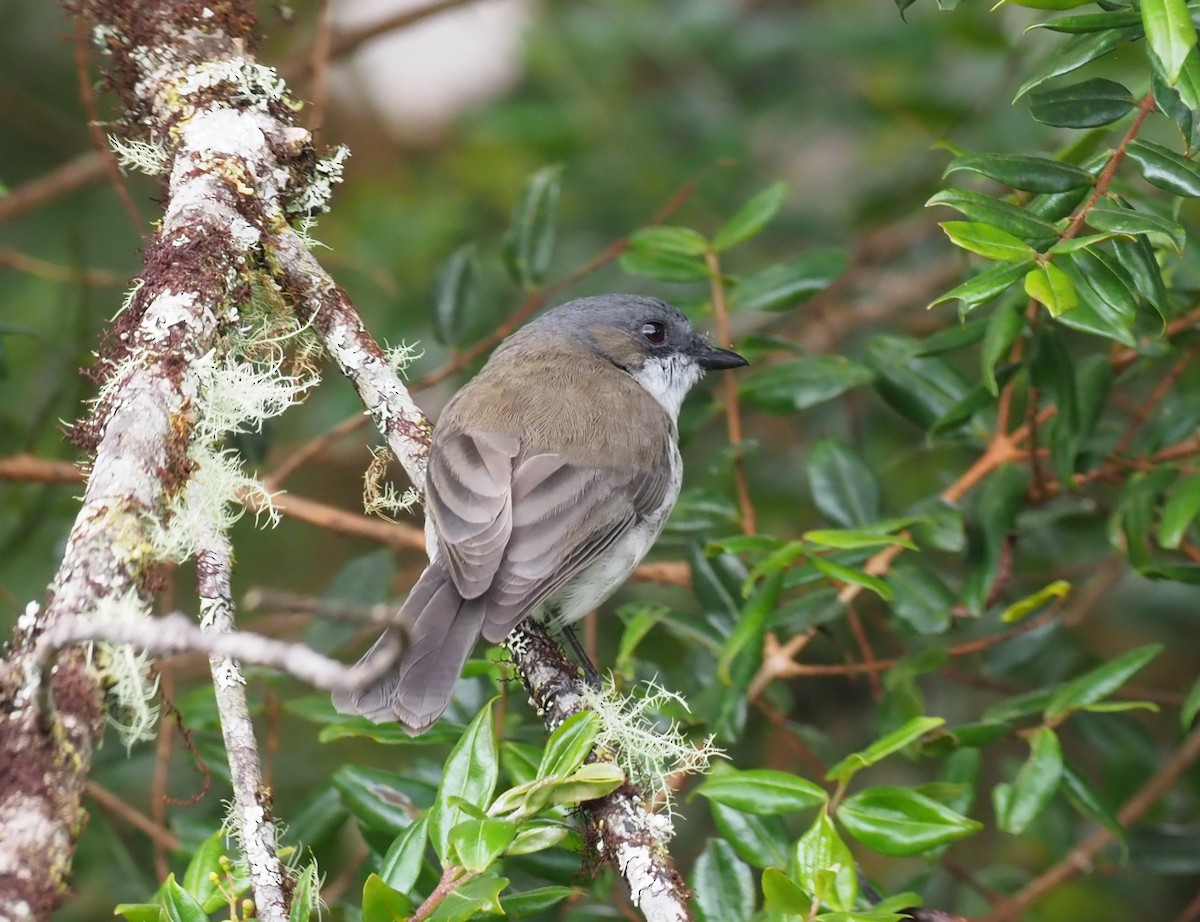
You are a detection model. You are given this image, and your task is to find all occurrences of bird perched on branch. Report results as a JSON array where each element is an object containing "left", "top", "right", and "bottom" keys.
[{"left": 334, "top": 294, "right": 748, "bottom": 732}]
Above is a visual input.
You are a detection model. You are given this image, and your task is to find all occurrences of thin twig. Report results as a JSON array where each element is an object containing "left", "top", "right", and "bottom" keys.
[{"left": 85, "top": 781, "right": 181, "bottom": 853}]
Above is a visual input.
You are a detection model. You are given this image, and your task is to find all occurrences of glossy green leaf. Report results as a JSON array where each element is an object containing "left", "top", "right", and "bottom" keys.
[
  {"left": 1126, "top": 139, "right": 1200, "bottom": 196},
  {"left": 289, "top": 864, "right": 320, "bottom": 922},
  {"left": 1028, "top": 78, "right": 1135, "bottom": 128},
  {"left": 1028, "top": 9, "right": 1143, "bottom": 33},
  {"left": 945, "top": 153, "right": 1094, "bottom": 193},
  {"left": 450, "top": 818, "right": 518, "bottom": 872},
  {"left": 994, "top": 728, "right": 1063, "bottom": 835},
  {"left": 1086, "top": 205, "right": 1186, "bottom": 252},
  {"left": 160, "top": 876, "right": 208, "bottom": 922},
  {"left": 962, "top": 464, "right": 1028, "bottom": 615},
  {"left": 981, "top": 299, "right": 1024, "bottom": 396},
  {"left": 889, "top": 563, "right": 955, "bottom": 635},
  {"left": 826, "top": 716, "right": 945, "bottom": 783},
  {"left": 811, "top": 555, "right": 892, "bottom": 600},
  {"left": 362, "top": 874, "right": 413, "bottom": 922},
  {"left": 713, "top": 181, "right": 789, "bottom": 251},
  {"left": 838, "top": 786, "right": 982, "bottom": 856},
  {"left": 431, "top": 244, "right": 482, "bottom": 346},
  {"left": 693, "top": 838, "right": 755, "bottom": 922},
  {"left": 618, "top": 247, "right": 710, "bottom": 281},
  {"left": 927, "top": 188, "right": 1061, "bottom": 243},
  {"left": 941, "top": 221, "right": 1036, "bottom": 260},
  {"left": 867, "top": 335, "right": 973, "bottom": 428},
  {"left": 1159, "top": 473, "right": 1200, "bottom": 548},
  {"left": 808, "top": 437, "right": 881, "bottom": 528},
  {"left": 761, "top": 867, "right": 810, "bottom": 914},
  {"left": 1024, "top": 261, "right": 1077, "bottom": 317},
  {"left": 502, "top": 164, "right": 562, "bottom": 288},
  {"left": 794, "top": 812, "right": 857, "bottom": 912},
  {"left": 1045, "top": 643, "right": 1163, "bottom": 719},
  {"left": 628, "top": 224, "right": 710, "bottom": 255},
  {"left": 717, "top": 571, "right": 784, "bottom": 684},
  {"left": 694, "top": 768, "right": 828, "bottom": 815},
  {"left": 429, "top": 700, "right": 498, "bottom": 862},
  {"left": 803, "top": 526, "right": 916, "bottom": 551},
  {"left": 729, "top": 250, "right": 848, "bottom": 312},
  {"left": 1054, "top": 259, "right": 1138, "bottom": 346},
  {"left": 1014, "top": 29, "right": 1133, "bottom": 99},
  {"left": 537, "top": 711, "right": 599, "bottom": 779},
  {"left": 710, "top": 802, "right": 791, "bottom": 869},
  {"left": 112, "top": 905, "right": 159, "bottom": 922},
  {"left": 499, "top": 886, "right": 577, "bottom": 916},
  {"left": 425, "top": 875, "right": 508, "bottom": 922},
  {"left": 333, "top": 766, "right": 435, "bottom": 839},
  {"left": 181, "top": 831, "right": 224, "bottom": 909},
  {"left": 1142, "top": 564, "right": 1200, "bottom": 584},
  {"left": 1061, "top": 763, "right": 1126, "bottom": 847},
  {"left": 1181, "top": 673, "right": 1200, "bottom": 731},
  {"left": 929, "top": 259, "right": 1031, "bottom": 312},
  {"left": 1141, "top": 0, "right": 1197, "bottom": 83},
  {"left": 505, "top": 821, "right": 569, "bottom": 856},
  {"left": 542, "top": 761, "right": 625, "bottom": 807},
  {"left": 379, "top": 814, "right": 429, "bottom": 895},
  {"left": 739, "top": 355, "right": 874, "bottom": 414}
]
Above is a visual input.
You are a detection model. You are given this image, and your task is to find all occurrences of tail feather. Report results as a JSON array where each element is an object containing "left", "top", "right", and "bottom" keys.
[{"left": 332, "top": 562, "right": 485, "bottom": 733}]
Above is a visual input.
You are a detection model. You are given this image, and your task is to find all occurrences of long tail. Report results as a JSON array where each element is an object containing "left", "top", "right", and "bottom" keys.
[{"left": 332, "top": 562, "right": 485, "bottom": 733}]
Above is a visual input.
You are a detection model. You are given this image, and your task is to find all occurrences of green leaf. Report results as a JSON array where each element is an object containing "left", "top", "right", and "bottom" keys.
[
  {"left": 430, "top": 244, "right": 483, "bottom": 347},
  {"left": 181, "top": 831, "right": 224, "bottom": 910},
  {"left": 289, "top": 864, "right": 320, "bottom": 922},
  {"left": 929, "top": 259, "right": 1031, "bottom": 312},
  {"left": 926, "top": 188, "right": 1061, "bottom": 243},
  {"left": 1181, "top": 673, "right": 1200, "bottom": 731},
  {"left": 1028, "top": 78, "right": 1135, "bottom": 128},
  {"left": 1061, "top": 763, "right": 1126, "bottom": 849},
  {"left": 627, "top": 224, "right": 710, "bottom": 256},
  {"left": 1014, "top": 29, "right": 1133, "bottom": 99},
  {"left": 160, "top": 876, "right": 208, "bottom": 922},
  {"left": 794, "top": 812, "right": 857, "bottom": 912},
  {"left": 729, "top": 250, "right": 848, "bottom": 312},
  {"left": 379, "top": 814, "right": 430, "bottom": 895},
  {"left": 982, "top": 299, "right": 1024, "bottom": 395},
  {"left": 762, "top": 866, "right": 811, "bottom": 914},
  {"left": 962, "top": 464, "right": 1028, "bottom": 615},
  {"left": 993, "top": 727, "right": 1063, "bottom": 834},
  {"left": 866, "top": 336, "right": 972, "bottom": 428},
  {"left": 803, "top": 526, "right": 916, "bottom": 551},
  {"left": 504, "top": 821, "right": 569, "bottom": 856},
  {"left": 739, "top": 355, "right": 874, "bottom": 414},
  {"left": 713, "top": 181, "right": 789, "bottom": 251},
  {"left": 889, "top": 563, "right": 955, "bottom": 635},
  {"left": 362, "top": 874, "right": 413, "bottom": 922},
  {"left": 717, "top": 571, "right": 784, "bottom": 684},
  {"left": 710, "top": 802, "right": 792, "bottom": 869},
  {"left": 693, "top": 838, "right": 755, "bottom": 922},
  {"left": 542, "top": 761, "right": 625, "bottom": 807},
  {"left": 113, "top": 904, "right": 160, "bottom": 922},
  {"left": 1024, "top": 261, "right": 1077, "bottom": 317},
  {"left": 1086, "top": 205, "right": 1186, "bottom": 252},
  {"left": 826, "top": 716, "right": 945, "bottom": 783},
  {"left": 332, "top": 766, "right": 436, "bottom": 839},
  {"left": 1159, "top": 473, "right": 1200, "bottom": 548},
  {"left": 537, "top": 711, "right": 599, "bottom": 779},
  {"left": 945, "top": 153, "right": 1094, "bottom": 193},
  {"left": 838, "top": 786, "right": 982, "bottom": 856},
  {"left": 618, "top": 247, "right": 711, "bottom": 282},
  {"left": 1142, "top": 564, "right": 1200, "bottom": 584},
  {"left": 1126, "top": 139, "right": 1200, "bottom": 196},
  {"left": 694, "top": 768, "right": 828, "bottom": 815},
  {"left": 1141, "top": 0, "right": 1198, "bottom": 83},
  {"left": 808, "top": 437, "right": 881, "bottom": 528},
  {"left": 450, "top": 818, "right": 518, "bottom": 872},
  {"left": 1045, "top": 644, "right": 1163, "bottom": 719},
  {"left": 1054, "top": 259, "right": 1137, "bottom": 346},
  {"left": 502, "top": 164, "right": 562, "bottom": 288},
  {"left": 1028, "top": 10, "right": 1143, "bottom": 33},
  {"left": 999, "top": 580, "right": 1071, "bottom": 624},
  {"left": 810, "top": 555, "right": 892, "bottom": 601},
  {"left": 499, "top": 886, "right": 577, "bottom": 916},
  {"left": 429, "top": 700, "right": 499, "bottom": 863},
  {"left": 940, "top": 221, "right": 1036, "bottom": 261},
  {"left": 425, "top": 875, "right": 509, "bottom": 922}
]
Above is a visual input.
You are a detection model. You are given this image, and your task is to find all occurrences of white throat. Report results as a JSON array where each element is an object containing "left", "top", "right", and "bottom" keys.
[{"left": 631, "top": 354, "right": 703, "bottom": 419}]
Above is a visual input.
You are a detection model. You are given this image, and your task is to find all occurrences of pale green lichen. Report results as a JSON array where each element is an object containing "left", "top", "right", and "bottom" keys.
[
  {"left": 109, "top": 135, "right": 171, "bottom": 176},
  {"left": 362, "top": 445, "right": 420, "bottom": 520},
  {"left": 579, "top": 679, "right": 720, "bottom": 813},
  {"left": 85, "top": 590, "right": 160, "bottom": 750}
]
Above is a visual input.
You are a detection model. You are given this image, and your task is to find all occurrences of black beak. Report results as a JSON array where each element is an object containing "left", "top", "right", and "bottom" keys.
[{"left": 696, "top": 343, "right": 749, "bottom": 370}]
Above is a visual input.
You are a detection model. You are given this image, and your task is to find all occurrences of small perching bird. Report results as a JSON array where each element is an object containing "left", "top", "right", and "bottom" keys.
[{"left": 334, "top": 294, "right": 748, "bottom": 732}]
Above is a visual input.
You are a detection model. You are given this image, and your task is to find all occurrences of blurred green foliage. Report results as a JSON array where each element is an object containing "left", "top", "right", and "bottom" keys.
[{"left": 7, "top": 0, "right": 1200, "bottom": 920}]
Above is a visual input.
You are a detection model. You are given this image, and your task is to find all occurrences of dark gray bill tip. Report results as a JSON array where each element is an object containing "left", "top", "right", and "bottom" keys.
[{"left": 697, "top": 344, "right": 749, "bottom": 370}]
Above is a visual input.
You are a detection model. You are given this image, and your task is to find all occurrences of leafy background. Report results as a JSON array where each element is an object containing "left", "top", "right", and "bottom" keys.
[{"left": 4, "top": 0, "right": 1200, "bottom": 919}]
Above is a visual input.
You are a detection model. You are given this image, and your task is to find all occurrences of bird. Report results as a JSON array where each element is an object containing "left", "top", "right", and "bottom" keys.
[{"left": 333, "top": 293, "right": 748, "bottom": 732}]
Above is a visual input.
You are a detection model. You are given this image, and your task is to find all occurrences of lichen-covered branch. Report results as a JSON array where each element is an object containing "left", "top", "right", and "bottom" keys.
[
  {"left": 505, "top": 624, "right": 694, "bottom": 922},
  {"left": 197, "top": 535, "right": 289, "bottom": 922}
]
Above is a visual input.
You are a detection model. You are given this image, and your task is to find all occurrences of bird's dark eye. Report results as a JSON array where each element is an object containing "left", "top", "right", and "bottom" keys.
[{"left": 641, "top": 321, "right": 666, "bottom": 345}]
